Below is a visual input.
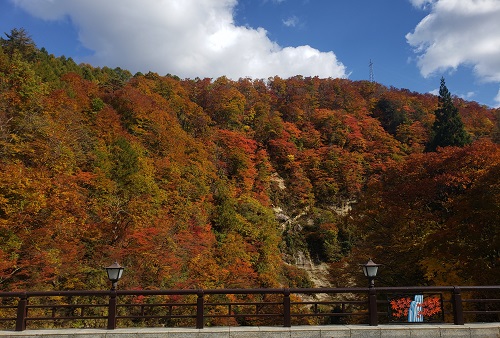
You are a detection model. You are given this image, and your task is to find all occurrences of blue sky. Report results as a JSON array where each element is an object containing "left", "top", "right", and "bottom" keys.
[{"left": 1, "top": 0, "right": 500, "bottom": 107}]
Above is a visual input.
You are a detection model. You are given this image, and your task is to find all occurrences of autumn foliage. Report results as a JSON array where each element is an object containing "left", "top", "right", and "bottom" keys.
[
  {"left": 390, "top": 296, "right": 442, "bottom": 320},
  {"left": 0, "top": 29, "right": 499, "bottom": 292}
]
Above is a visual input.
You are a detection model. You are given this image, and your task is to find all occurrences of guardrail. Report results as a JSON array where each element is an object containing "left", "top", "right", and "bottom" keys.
[{"left": 0, "top": 286, "right": 498, "bottom": 331}]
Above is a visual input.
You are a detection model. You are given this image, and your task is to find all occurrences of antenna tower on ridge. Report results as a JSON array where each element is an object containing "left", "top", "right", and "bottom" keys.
[{"left": 369, "top": 59, "right": 374, "bottom": 83}]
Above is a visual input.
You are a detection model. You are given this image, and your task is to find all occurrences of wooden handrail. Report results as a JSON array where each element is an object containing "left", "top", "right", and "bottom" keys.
[{"left": 0, "top": 286, "right": 497, "bottom": 331}]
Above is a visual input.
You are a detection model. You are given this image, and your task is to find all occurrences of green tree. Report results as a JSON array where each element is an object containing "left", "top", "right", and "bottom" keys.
[
  {"left": 426, "top": 77, "right": 471, "bottom": 151},
  {"left": 1, "top": 28, "right": 38, "bottom": 60}
]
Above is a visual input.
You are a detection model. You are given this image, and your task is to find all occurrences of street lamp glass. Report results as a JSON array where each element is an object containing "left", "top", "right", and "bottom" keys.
[
  {"left": 362, "top": 259, "right": 380, "bottom": 277},
  {"left": 106, "top": 262, "right": 124, "bottom": 282}
]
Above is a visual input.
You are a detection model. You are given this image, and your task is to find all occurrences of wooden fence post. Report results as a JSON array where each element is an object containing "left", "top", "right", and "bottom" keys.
[
  {"left": 283, "top": 288, "right": 291, "bottom": 327},
  {"left": 196, "top": 290, "right": 204, "bottom": 329},
  {"left": 15, "top": 293, "right": 27, "bottom": 331},
  {"left": 368, "top": 287, "right": 378, "bottom": 326},
  {"left": 107, "top": 290, "right": 117, "bottom": 329},
  {"left": 452, "top": 286, "right": 464, "bottom": 325}
]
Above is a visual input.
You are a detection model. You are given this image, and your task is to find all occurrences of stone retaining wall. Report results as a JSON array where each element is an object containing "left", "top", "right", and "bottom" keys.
[{"left": 2, "top": 324, "right": 500, "bottom": 338}]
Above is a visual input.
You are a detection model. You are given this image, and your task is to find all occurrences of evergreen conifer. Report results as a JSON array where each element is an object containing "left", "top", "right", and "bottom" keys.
[{"left": 426, "top": 77, "right": 471, "bottom": 151}]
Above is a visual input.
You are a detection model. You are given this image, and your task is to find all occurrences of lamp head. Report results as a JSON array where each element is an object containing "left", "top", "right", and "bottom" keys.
[
  {"left": 362, "top": 258, "right": 380, "bottom": 278},
  {"left": 105, "top": 262, "right": 124, "bottom": 283}
]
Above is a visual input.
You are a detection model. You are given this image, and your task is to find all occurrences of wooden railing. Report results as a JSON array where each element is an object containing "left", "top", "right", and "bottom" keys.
[{"left": 0, "top": 286, "right": 498, "bottom": 331}]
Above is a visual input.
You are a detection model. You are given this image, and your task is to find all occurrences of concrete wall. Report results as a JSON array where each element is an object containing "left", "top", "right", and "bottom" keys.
[{"left": 2, "top": 324, "right": 499, "bottom": 338}]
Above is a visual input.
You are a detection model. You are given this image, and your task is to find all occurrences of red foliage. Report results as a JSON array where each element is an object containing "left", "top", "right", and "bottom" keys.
[
  {"left": 390, "top": 296, "right": 442, "bottom": 319},
  {"left": 390, "top": 297, "right": 412, "bottom": 318}
]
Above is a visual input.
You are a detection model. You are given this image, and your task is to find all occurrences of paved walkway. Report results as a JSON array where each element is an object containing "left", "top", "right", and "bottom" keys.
[{"left": 1, "top": 323, "right": 499, "bottom": 338}]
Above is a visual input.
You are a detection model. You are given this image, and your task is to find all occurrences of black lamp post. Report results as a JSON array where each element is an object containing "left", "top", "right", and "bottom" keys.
[
  {"left": 105, "top": 262, "right": 124, "bottom": 290},
  {"left": 105, "top": 262, "right": 124, "bottom": 330},
  {"left": 361, "top": 258, "right": 380, "bottom": 288},
  {"left": 361, "top": 258, "right": 380, "bottom": 326}
]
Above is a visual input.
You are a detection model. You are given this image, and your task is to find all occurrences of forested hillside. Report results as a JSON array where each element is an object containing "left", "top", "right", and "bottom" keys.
[{"left": 1, "top": 29, "right": 499, "bottom": 291}]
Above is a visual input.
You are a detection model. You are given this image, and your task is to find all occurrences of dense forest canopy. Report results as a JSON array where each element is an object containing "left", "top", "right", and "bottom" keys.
[{"left": 0, "top": 28, "right": 499, "bottom": 291}]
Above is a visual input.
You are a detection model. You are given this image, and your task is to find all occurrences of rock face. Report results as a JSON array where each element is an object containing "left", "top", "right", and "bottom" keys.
[
  {"left": 331, "top": 199, "right": 356, "bottom": 216},
  {"left": 294, "top": 250, "right": 332, "bottom": 289},
  {"left": 272, "top": 172, "right": 357, "bottom": 291},
  {"left": 277, "top": 201, "right": 356, "bottom": 287}
]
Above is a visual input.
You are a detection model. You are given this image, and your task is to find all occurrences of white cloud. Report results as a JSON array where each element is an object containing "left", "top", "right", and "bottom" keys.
[
  {"left": 264, "top": 0, "right": 286, "bottom": 4},
  {"left": 406, "top": 0, "right": 500, "bottom": 83},
  {"left": 494, "top": 89, "right": 500, "bottom": 108},
  {"left": 429, "top": 88, "right": 439, "bottom": 96},
  {"left": 456, "top": 91, "right": 476, "bottom": 100},
  {"left": 282, "top": 16, "right": 299, "bottom": 27},
  {"left": 409, "top": 0, "right": 436, "bottom": 9},
  {"left": 12, "top": 0, "right": 347, "bottom": 80},
  {"left": 464, "top": 91, "right": 475, "bottom": 99}
]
